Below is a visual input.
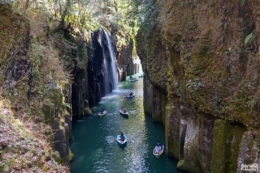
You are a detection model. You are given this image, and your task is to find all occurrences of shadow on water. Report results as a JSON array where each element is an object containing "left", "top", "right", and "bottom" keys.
[
  {"left": 117, "top": 143, "right": 127, "bottom": 149},
  {"left": 120, "top": 114, "right": 129, "bottom": 119}
]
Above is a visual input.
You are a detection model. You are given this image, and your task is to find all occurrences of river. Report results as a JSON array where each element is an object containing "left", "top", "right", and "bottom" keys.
[{"left": 69, "top": 77, "right": 179, "bottom": 173}]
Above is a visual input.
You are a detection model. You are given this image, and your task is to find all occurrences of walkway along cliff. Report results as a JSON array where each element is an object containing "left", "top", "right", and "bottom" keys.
[{"left": 136, "top": 1, "right": 260, "bottom": 173}]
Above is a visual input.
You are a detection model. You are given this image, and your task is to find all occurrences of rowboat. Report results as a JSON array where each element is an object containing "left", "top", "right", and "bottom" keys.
[
  {"left": 98, "top": 110, "right": 107, "bottom": 117},
  {"left": 117, "top": 135, "right": 127, "bottom": 145},
  {"left": 119, "top": 109, "right": 129, "bottom": 116},
  {"left": 126, "top": 92, "right": 135, "bottom": 99},
  {"left": 153, "top": 145, "right": 164, "bottom": 158},
  {"left": 129, "top": 78, "right": 138, "bottom": 82}
]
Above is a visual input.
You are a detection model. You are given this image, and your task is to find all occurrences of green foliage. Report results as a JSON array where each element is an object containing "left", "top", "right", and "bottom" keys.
[
  {"left": 257, "top": 143, "right": 260, "bottom": 149},
  {"left": 224, "top": 22, "right": 228, "bottom": 30},
  {"left": 126, "top": 0, "right": 156, "bottom": 29},
  {"left": 244, "top": 32, "right": 254, "bottom": 46},
  {"left": 68, "top": 148, "right": 74, "bottom": 161},
  {"left": 240, "top": 0, "right": 246, "bottom": 6},
  {"left": 9, "top": 0, "right": 153, "bottom": 57},
  {"left": 75, "top": 43, "right": 88, "bottom": 69},
  {"left": 247, "top": 97, "right": 257, "bottom": 112}
]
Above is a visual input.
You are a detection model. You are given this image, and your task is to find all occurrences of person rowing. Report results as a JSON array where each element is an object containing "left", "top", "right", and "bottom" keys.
[
  {"left": 155, "top": 142, "right": 162, "bottom": 154},
  {"left": 120, "top": 132, "right": 125, "bottom": 141},
  {"left": 121, "top": 107, "right": 126, "bottom": 113}
]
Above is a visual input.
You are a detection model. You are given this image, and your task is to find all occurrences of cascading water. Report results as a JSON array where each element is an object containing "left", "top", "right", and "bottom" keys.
[
  {"left": 102, "top": 48, "right": 110, "bottom": 94},
  {"left": 103, "top": 31, "right": 118, "bottom": 90},
  {"left": 97, "top": 30, "right": 118, "bottom": 95},
  {"left": 134, "top": 58, "right": 143, "bottom": 75}
]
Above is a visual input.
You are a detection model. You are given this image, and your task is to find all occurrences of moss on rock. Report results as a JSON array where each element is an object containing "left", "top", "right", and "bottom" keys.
[
  {"left": 42, "top": 104, "right": 55, "bottom": 124},
  {"left": 211, "top": 120, "right": 245, "bottom": 173},
  {"left": 211, "top": 120, "right": 227, "bottom": 172}
]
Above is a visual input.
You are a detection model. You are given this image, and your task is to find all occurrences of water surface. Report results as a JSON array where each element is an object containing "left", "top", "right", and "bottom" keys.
[{"left": 70, "top": 77, "right": 179, "bottom": 173}]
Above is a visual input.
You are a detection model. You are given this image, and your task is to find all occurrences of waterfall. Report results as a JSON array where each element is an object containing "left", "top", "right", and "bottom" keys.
[
  {"left": 103, "top": 49, "right": 110, "bottom": 94},
  {"left": 134, "top": 58, "right": 143, "bottom": 75},
  {"left": 103, "top": 31, "right": 118, "bottom": 90},
  {"left": 96, "top": 30, "right": 118, "bottom": 95}
]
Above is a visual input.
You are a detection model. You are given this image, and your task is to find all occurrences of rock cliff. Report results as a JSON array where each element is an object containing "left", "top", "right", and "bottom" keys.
[
  {"left": 0, "top": 0, "right": 144, "bottom": 171},
  {"left": 0, "top": 4, "right": 71, "bottom": 171},
  {"left": 136, "top": 0, "right": 260, "bottom": 172}
]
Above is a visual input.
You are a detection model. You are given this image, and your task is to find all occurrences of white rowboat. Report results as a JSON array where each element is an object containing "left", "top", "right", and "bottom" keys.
[
  {"left": 153, "top": 145, "right": 164, "bottom": 158},
  {"left": 117, "top": 135, "right": 127, "bottom": 145},
  {"left": 119, "top": 109, "right": 129, "bottom": 116},
  {"left": 126, "top": 92, "right": 135, "bottom": 99},
  {"left": 98, "top": 110, "right": 107, "bottom": 117},
  {"left": 129, "top": 78, "right": 138, "bottom": 82}
]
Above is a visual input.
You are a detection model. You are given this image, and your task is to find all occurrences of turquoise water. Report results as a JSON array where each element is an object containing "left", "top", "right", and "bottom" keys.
[{"left": 70, "top": 77, "right": 179, "bottom": 173}]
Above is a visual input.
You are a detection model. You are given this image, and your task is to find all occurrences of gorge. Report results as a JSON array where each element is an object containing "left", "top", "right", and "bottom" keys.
[{"left": 0, "top": 0, "right": 260, "bottom": 173}]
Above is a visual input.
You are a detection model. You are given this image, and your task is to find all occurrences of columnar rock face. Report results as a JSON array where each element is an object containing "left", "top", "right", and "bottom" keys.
[
  {"left": 137, "top": 0, "right": 260, "bottom": 172},
  {"left": 117, "top": 39, "right": 134, "bottom": 81},
  {"left": 42, "top": 85, "right": 73, "bottom": 164},
  {"left": 87, "top": 29, "right": 118, "bottom": 107},
  {"left": 71, "top": 29, "right": 118, "bottom": 114},
  {"left": 86, "top": 30, "right": 105, "bottom": 107},
  {"left": 0, "top": 4, "right": 73, "bottom": 168}
]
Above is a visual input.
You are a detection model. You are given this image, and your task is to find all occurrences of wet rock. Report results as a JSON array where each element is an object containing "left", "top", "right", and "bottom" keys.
[{"left": 84, "top": 108, "right": 92, "bottom": 116}]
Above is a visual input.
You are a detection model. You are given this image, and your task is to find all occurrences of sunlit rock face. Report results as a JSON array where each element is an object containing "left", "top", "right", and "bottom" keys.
[
  {"left": 136, "top": 0, "right": 260, "bottom": 172},
  {"left": 116, "top": 39, "right": 134, "bottom": 81}
]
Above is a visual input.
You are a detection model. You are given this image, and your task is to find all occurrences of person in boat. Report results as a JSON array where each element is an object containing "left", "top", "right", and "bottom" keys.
[
  {"left": 158, "top": 142, "right": 162, "bottom": 149},
  {"left": 121, "top": 107, "right": 126, "bottom": 113},
  {"left": 129, "top": 91, "right": 133, "bottom": 96},
  {"left": 130, "top": 75, "right": 133, "bottom": 80},
  {"left": 155, "top": 142, "right": 162, "bottom": 154},
  {"left": 120, "top": 132, "right": 125, "bottom": 141},
  {"left": 100, "top": 108, "right": 104, "bottom": 114}
]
